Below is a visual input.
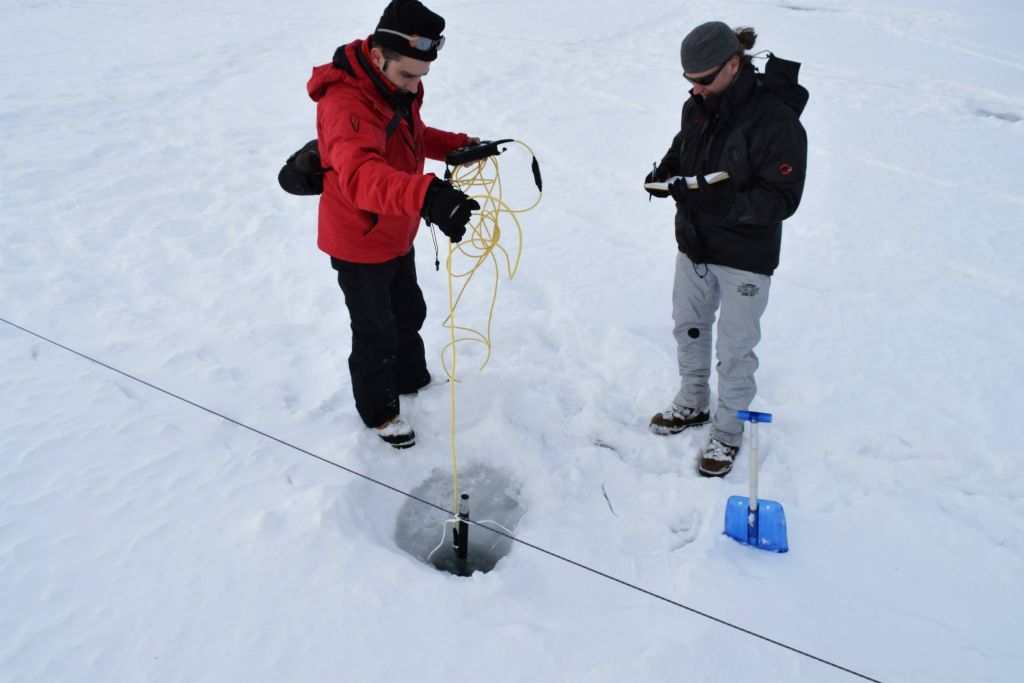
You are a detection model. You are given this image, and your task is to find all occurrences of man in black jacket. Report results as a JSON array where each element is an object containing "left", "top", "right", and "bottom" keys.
[{"left": 646, "top": 22, "right": 808, "bottom": 476}]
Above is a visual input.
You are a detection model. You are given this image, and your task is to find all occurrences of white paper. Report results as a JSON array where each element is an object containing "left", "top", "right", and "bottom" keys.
[{"left": 645, "top": 170, "right": 731, "bottom": 192}]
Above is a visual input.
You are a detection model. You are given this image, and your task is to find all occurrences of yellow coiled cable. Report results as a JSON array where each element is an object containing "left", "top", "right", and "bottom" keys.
[{"left": 442, "top": 140, "right": 542, "bottom": 515}]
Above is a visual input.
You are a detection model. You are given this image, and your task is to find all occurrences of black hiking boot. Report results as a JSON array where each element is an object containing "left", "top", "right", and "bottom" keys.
[{"left": 375, "top": 416, "right": 416, "bottom": 449}]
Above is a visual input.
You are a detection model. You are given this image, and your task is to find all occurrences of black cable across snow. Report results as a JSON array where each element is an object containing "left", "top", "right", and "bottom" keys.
[{"left": 0, "top": 317, "right": 884, "bottom": 683}]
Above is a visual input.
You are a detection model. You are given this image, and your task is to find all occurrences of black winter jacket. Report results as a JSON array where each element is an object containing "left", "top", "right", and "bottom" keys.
[{"left": 657, "top": 56, "right": 808, "bottom": 276}]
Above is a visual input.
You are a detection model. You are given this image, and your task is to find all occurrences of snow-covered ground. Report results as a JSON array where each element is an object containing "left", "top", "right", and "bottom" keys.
[{"left": 3, "top": 0, "right": 1023, "bottom": 680}]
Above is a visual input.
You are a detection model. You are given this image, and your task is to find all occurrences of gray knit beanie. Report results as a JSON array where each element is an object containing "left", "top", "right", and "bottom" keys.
[{"left": 680, "top": 21, "right": 740, "bottom": 73}]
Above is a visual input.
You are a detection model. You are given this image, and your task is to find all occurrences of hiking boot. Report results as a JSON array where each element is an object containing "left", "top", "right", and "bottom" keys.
[
  {"left": 698, "top": 438, "right": 739, "bottom": 477},
  {"left": 649, "top": 404, "right": 710, "bottom": 435},
  {"left": 375, "top": 416, "right": 416, "bottom": 449}
]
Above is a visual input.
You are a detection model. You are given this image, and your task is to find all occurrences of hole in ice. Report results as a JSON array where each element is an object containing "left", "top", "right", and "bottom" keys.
[{"left": 394, "top": 463, "right": 524, "bottom": 577}]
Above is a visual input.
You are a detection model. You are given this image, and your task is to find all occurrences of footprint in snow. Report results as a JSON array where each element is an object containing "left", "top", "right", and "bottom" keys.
[{"left": 669, "top": 510, "right": 702, "bottom": 550}]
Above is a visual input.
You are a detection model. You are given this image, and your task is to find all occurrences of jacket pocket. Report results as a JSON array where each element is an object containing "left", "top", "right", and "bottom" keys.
[{"left": 723, "top": 136, "right": 752, "bottom": 188}]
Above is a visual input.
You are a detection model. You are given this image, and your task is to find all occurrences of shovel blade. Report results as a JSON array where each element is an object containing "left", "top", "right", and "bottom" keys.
[{"left": 725, "top": 495, "right": 788, "bottom": 553}]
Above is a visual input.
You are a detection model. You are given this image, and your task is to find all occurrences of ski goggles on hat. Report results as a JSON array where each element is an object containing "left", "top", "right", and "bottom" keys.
[
  {"left": 376, "top": 28, "right": 445, "bottom": 52},
  {"left": 684, "top": 60, "right": 728, "bottom": 86}
]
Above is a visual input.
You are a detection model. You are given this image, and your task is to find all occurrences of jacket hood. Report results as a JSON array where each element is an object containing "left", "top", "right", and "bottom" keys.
[
  {"left": 307, "top": 41, "right": 359, "bottom": 102},
  {"left": 758, "top": 54, "right": 809, "bottom": 117}
]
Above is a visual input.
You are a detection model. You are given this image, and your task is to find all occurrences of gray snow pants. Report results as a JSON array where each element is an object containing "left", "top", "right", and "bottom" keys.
[{"left": 672, "top": 252, "right": 771, "bottom": 447}]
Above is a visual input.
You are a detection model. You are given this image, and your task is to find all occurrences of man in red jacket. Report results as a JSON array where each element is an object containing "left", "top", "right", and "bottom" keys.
[{"left": 308, "top": 0, "right": 479, "bottom": 449}]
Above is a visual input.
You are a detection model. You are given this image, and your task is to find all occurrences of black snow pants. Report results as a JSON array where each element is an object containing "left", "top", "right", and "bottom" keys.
[{"left": 331, "top": 249, "right": 430, "bottom": 428}]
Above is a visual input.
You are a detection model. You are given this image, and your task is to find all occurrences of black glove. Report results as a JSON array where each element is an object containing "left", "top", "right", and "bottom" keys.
[
  {"left": 421, "top": 179, "right": 480, "bottom": 243},
  {"left": 292, "top": 143, "right": 321, "bottom": 175},
  {"left": 644, "top": 169, "right": 671, "bottom": 199},
  {"left": 668, "top": 174, "right": 736, "bottom": 217}
]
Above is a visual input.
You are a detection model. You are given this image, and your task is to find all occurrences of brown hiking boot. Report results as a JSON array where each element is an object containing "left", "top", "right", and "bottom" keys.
[
  {"left": 698, "top": 438, "right": 739, "bottom": 477},
  {"left": 649, "top": 404, "right": 710, "bottom": 435}
]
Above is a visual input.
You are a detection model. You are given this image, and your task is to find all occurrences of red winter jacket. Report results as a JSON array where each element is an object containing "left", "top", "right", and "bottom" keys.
[{"left": 307, "top": 38, "right": 469, "bottom": 264}]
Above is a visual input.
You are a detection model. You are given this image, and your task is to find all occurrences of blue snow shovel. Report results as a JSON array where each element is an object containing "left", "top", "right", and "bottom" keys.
[{"left": 724, "top": 411, "right": 788, "bottom": 553}]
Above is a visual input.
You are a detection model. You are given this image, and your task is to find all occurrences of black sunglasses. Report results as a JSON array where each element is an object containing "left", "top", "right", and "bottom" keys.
[{"left": 684, "top": 59, "right": 730, "bottom": 86}]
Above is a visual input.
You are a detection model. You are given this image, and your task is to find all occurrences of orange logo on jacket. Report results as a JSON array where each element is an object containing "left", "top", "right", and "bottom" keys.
[{"left": 779, "top": 163, "right": 794, "bottom": 176}]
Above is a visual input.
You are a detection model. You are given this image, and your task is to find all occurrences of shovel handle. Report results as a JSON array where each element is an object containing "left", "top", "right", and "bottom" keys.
[
  {"left": 737, "top": 411, "right": 773, "bottom": 510},
  {"left": 749, "top": 422, "right": 759, "bottom": 511}
]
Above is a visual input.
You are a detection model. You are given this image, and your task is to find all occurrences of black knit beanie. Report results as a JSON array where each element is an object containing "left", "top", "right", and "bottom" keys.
[{"left": 373, "top": 0, "right": 446, "bottom": 62}]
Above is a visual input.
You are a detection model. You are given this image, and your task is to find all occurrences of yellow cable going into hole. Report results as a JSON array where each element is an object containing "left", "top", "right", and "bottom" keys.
[{"left": 441, "top": 140, "right": 542, "bottom": 515}]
